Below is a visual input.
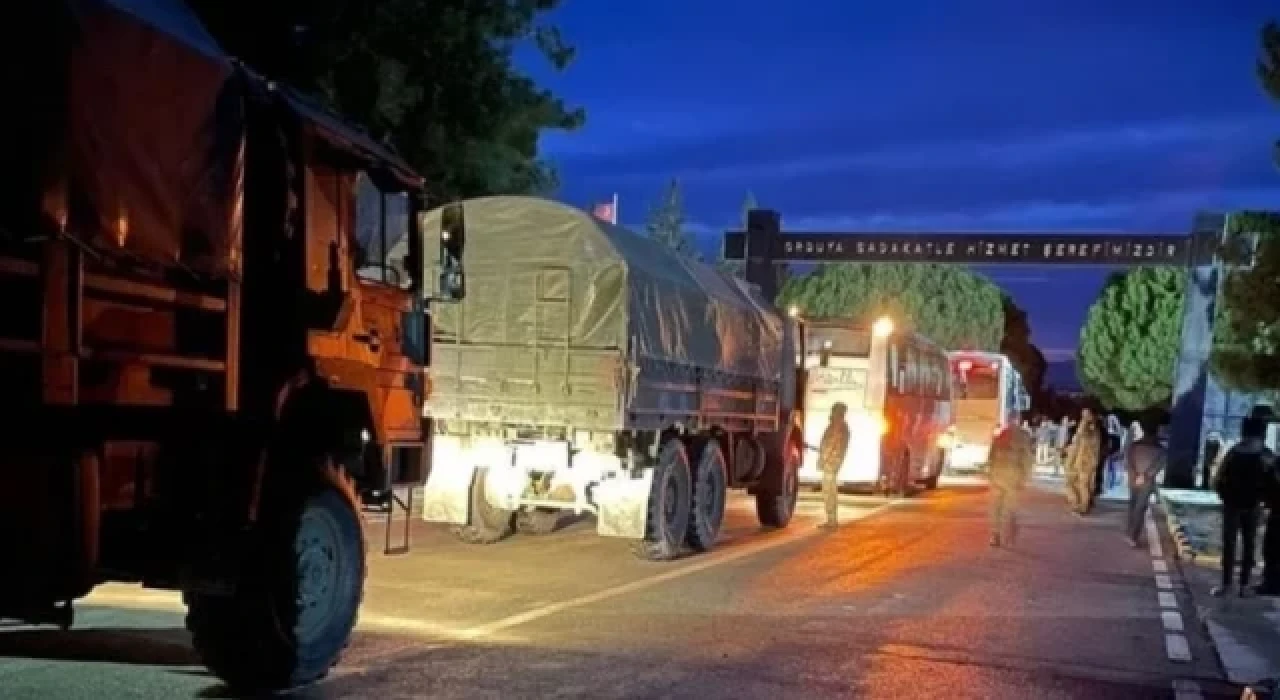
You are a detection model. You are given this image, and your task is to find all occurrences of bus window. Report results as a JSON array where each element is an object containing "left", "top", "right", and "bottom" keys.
[
  {"left": 888, "top": 342, "right": 901, "bottom": 392},
  {"left": 905, "top": 345, "right": 920, "bottom": 395},
  {"left": 806, "top": 327, "right": 871, "bottom": 358},
  {"left": 952, "top": 360, "right": 1000, "bottom": 400}
]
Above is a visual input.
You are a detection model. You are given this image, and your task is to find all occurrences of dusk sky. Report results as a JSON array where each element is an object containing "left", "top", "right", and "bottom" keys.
[{"left": 525, "top": 0, "right": 1279, "bottom": 361}]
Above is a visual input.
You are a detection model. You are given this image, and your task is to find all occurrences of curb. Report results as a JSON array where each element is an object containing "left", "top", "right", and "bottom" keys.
[{"left": 1160, "top": 496, "right": 1200, "bottom": 563}]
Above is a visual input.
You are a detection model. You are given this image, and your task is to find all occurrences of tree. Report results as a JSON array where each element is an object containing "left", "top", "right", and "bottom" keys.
[
  {"left": 716, "top": 191, "right": 752, "bottom": 278},
  {"left": 646, "top": 178, "right": 700, "bottom": 260},
  {"left": 1212, "top": 211, "right": 1280, "bottom": 392},
  {"left": 187, "top": 0, "right": 585, "bottom": 201},
  {"left": 1208, "top": 26, "right": 1280, "bottom": 393},
  {"left": 1077, "top": 267, "right": 1186, "bottom": 411},
  {"left": 778, "top": 264, "right": 1005, "bottom": 350},
  {"left": 999, "top": 295, "right": 1047, "bottom": 400}
]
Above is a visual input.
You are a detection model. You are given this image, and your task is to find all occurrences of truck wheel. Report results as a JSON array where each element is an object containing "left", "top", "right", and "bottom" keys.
[
  {"left": 631, "top": 440, "right": 693, "bottom": 561},
  {"left": 685, "top": 441, "right": 727, "bottom": 552},
  {"left": 186, "top": 470, "right": 365, "bottom": 693},
  {"left": 515, "top": 507, "right": 562, "bottom": 535},
  {"left": 756, "top": 440, "right": 800, "bottom": 528},
  {"left": 451, "top": 468, "right": 514, "bottom": 544}
]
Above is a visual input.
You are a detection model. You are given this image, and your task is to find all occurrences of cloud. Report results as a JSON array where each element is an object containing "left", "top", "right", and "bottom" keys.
[
  {"left": 771, "top": 185, "right": 1279, "bottom": 232},
  {"left": 563, "top": 113, "right": 1272, "bottom": 184}
]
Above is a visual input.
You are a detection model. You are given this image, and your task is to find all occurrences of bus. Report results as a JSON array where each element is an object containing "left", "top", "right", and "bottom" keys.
[
  {"left": 797, "top": 317, "right": 954, "bottom": 494},
  {"left": 945, "top": 352, "right": 1031, "bottom": 472}
]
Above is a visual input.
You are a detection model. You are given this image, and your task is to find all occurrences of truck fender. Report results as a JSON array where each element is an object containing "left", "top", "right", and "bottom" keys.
[
  {"left": 274, "top": 378, "right": 375, "bottom": 480},
  {"left": 421, "top": 435, "right": 475, "bottom": 525},
  {"left": 594, "top": 469, "right": 654, "bottom": 539}
]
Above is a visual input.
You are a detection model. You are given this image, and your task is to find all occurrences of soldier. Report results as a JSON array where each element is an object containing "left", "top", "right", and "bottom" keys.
[
  {"left": 817, "top": 402, "right": 851, "bottom": 529},
  {"left": 988, "top": 420, "right": 1034, "bottom": 547},
  {"left": 1063, "top": 408, "right": 1102, "bottom": 515}
]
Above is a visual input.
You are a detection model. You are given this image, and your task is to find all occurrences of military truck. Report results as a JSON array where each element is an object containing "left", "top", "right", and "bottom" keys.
[
  {"left": 409, "top": 196, "right": 802, "bottom": 560},
  {"left": 0, "top": 0, "right": 461, "bottom": 691}
]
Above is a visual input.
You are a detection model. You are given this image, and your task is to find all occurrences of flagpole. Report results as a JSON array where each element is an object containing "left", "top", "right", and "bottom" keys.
[{"left": 611, "top": 192, "right": 619, "bottom": 225}]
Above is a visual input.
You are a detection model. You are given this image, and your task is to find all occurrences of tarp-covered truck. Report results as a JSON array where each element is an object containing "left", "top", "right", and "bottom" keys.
[
  {"left": 403, "top": 196, "right": 803, "bottom": 560},
  {"left": 0, "top": 0, "right": 461, "bottom": 691}
]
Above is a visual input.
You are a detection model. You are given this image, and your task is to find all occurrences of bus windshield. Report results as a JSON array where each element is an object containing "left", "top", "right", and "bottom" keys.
[
  {"left": 952, "top": 361, "right": 1000, "bottom": 400},
  {"left": 805, "top": 326, "right": 871, "bottom": 357}
]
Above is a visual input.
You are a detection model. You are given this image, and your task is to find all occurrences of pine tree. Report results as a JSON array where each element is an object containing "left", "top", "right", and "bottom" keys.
[
  {"left": 777, "top": 263, "right": 1005, "bottom": 351},
  {"left": 1077, "top": 268, "right": 1185, "bottom": 410},
  {"left": 645, "top": 178, "right": 700, "bottom": 260}
]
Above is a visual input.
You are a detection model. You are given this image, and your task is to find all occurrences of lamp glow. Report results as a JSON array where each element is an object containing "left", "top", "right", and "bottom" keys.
[{"left": 871, "top": 316, "right": 894, "bottom": 338}]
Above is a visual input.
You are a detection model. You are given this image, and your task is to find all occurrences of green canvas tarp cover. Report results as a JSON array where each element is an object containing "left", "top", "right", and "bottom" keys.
[{"left": 416, "top": 196, "right": 785, "bottom": 383}]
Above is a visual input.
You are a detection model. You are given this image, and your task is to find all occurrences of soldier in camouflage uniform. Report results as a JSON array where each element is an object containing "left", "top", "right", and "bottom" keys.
[
  {"left": 988, "top": 421, "right": 1034, "bottom": 547},
  {"left": 818, "top": 403, "right": 851, "bottom": 528},
  {"left": 1063, "top": 408, "right": 1102, "bottom": 515}
]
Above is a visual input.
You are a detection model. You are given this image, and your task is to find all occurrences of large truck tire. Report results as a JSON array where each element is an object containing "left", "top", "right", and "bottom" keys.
[
  {"left": 185, "top": 468, "right": 365, "bottom": 693},
  {"left": 515, "top": 507, "right": 562, "bottom": 535},
  {"left": 631, "top": 440, "right": 693, "bottom": 561},
  {"left": 685, "top": 440, "right": 727, "bottom": 552},
  {"left": 756, "top": 438, "right": 800, "bottom": 528},
  {"left": 451, "top": 467, "right": 514, "bottom": 544}
]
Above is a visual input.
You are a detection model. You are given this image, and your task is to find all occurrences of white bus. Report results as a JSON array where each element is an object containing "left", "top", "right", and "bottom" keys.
[
  {"left": 797, "top": 317, "right": 954, "bottom": 494},
  {"left": 946, "top": 352, "right": 1030, "bottom": 472}
]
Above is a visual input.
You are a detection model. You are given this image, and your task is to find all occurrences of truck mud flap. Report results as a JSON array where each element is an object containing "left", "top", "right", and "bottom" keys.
[
  {"left": 594, "top": 470, "right": 654, "bottom": 539},
  {"left": 421, "top": 463, "right": 475, "bottom": 525}
]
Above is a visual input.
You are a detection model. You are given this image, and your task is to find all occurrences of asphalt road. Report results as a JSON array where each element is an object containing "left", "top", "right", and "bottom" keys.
[{"left": 0, "top": 480, "right": 1241, "bottom": 699}]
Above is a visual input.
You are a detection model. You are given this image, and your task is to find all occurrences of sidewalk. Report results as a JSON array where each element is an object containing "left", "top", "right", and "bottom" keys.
[{"left": 1161, "top": 489, "right": 1280, "bottom": 686}]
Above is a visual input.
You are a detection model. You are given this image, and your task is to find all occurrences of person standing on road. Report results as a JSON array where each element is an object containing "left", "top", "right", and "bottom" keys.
[
  {"left": 1036, "top": 417, "right": 1055, "bottom": 467},
  {"left": 1124, "top": 418, "right": 1166, "bottom": 548},
  {"left": 817, "top": 402, "right": 851, "bottom": 529},
  {"left": 1213, "top": 411, "right": 1276, "bottom": 597},
  {"left": 1245, "top": 405, "right": 1279, "bottom": 595},
  {"left": 1062, "top": 408, "right": 1101, "bottom": 515},
  {"left": 1055, "top": 416, "right": 1073, "bottom": 462},
  {"left": 1092, "top": 417, "right": 1123, "bottom": 510},
  {"left": 988, "top": 419, "right": 1034, "bottom": 547}
]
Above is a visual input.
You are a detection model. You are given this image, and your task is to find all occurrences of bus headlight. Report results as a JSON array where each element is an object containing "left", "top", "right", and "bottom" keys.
[{"left": 853, "top": 413, "right": 889, "bottom": 436}]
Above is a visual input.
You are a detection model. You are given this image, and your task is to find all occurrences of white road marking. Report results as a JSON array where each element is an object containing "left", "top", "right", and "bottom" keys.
[
  {"left": 458, "top": 499, "right": 904, "bottom": 639},
  {"left": 1161, "top": 610, "right": 1185, "bottom": 632},
  {"left": 1172, "top": 679, "right": 1204, "bottom": 700},
  {"left": 1148, "top": 511, "right": 1192, "bottom": 662},
  {"left": 1165, "top": 633, "right": 1192, "bottom": 662},
  {"left": 69, "top": 499, "right": 905, "bottom": 645}
]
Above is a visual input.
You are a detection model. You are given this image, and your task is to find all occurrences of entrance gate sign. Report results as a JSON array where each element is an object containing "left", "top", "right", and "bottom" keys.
[
  {"left": 722, "top": 209, "right": 1232, "bottom": 489},
  {"left": 721, "top": 230, "right": 1217, "bottom": 267}
]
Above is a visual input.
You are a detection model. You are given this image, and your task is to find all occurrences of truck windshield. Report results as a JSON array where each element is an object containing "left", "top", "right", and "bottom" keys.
[{"left": 355, "top": 173, "right": 410, "bottom": 280}]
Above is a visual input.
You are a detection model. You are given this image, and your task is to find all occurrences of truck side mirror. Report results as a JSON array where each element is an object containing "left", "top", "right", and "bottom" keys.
[{"left": 438, "top": 201, "right": 466, "bottom": 301}]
